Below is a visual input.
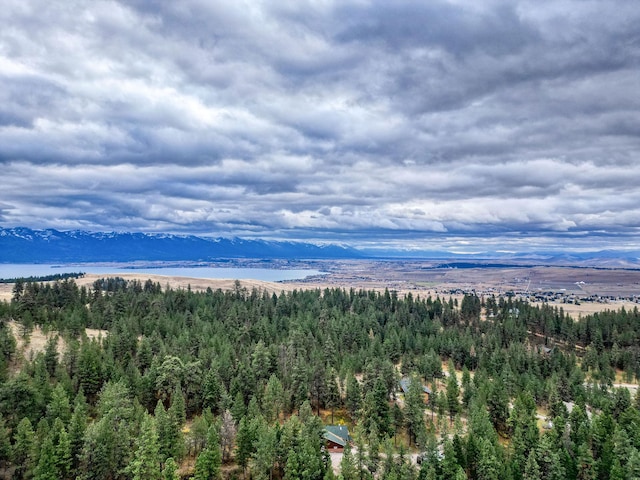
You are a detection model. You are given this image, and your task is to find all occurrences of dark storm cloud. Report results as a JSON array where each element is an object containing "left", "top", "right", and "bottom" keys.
[{"left": 1, "top": 0, "right": 640, "bottom": 250}]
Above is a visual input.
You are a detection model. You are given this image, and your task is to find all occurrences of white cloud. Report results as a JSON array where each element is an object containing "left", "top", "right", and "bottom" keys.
[{"left": 0, "top": 0, "right": 639, "bottom": 249}]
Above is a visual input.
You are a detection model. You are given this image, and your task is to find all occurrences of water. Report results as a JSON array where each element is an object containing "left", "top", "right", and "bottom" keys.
[{"left": 0, "top": 264, "right": 325, "bottom": 282}]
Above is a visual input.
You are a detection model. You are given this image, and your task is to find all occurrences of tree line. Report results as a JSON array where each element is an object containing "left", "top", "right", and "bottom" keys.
[{"left": 0, "top": 278, "right": 638, "bottom": 478}]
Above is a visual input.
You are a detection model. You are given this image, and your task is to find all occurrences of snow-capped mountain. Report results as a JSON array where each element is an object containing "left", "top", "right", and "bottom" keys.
[{"left": 0, "top": 227, "right": 362, "bottom": 263}]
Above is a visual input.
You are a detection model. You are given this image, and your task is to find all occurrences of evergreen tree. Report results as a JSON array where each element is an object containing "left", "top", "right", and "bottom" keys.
[
  {"left": 194, "top": 425, "right": 222, "bottom": 480},
  {"left": 156, "top": 399, "right": 184, "bottom": 463},
  {"left": 33, "top": 435, "right": 58, "bottom": 480},
  {"left": 361, "top": 378, "right": 391, "bottom": 437},
  {"left": 169, "top": 386, "right": 186, "bottom": 428},
  {"left": 202, "top": 367, "right": 224, "bottom": 414},
  {"left": 441, "top": 440, "right": 461, "bottom": 480},
  {"left": 46, "top": 383, "right": 71, "bottom": 424},
  {"left": 366, "top": 423, "right": 381, "bottom": 476},
  {"left": 345, "top": 373, "right": 361, "bottom": 418},
  {"left": 627, "top": 448, "right": 640, "bottom": 479},
  {"left": 235, "top": 416, "right": 256, "bottom": 474},
  {"left": 68, "top": 392, "right": 88, "bottom": 477},
  {"left": 13, "top": 417, "right": 35, "bottom": 479},
  {"left": 340, "top": 442, "right": 360, "bottom": 480},
  {"left": 575, "top": 442, "right": 596, "bottom": 480},
  {"left": 609, "top": 457, "right": 625, "bottom": 480},
  {"left": 522, "top": 450, "right": 541, "bottom": 480},
  {"left": 325, "top": 369, "right": 341, "bottom": 424},
  {"left": 405, "top": 374, "right": 427, "bottom": 446},
  {"left": 509, "top": 392, "right": 539, "bottom": 479},
  {"left": 77, "top": 340, "right": 103, "bottom": 401},
  {"left": 477, "top": 437, "right": 500, "bottom": 480},
  {"left": 446, "top": 365, "right": 460, "bottom": 422},
  {"left": 252, "top": 421, "right": 277, "bottom": 480},
  {"left": 263, "top": 374, "right": 285, "bottom": 424},
  {"left": 537, "top": 433, "right": 565, "bottom": 480},
  {"left": 51, "top": 418, "right": 72, "bottom": 480},
  {"left": 44, "top": 335, "right": 59, "bottom": 377},
  {"left": 231, "top": 391, "right": 246, "bottom": 422},
  {"left": 79, "top": 381, "right": 134, "bottom": 480},
  {"left": 0, "top": 414, "right": 11, "bottom": 469},
  {"left": 162, "top": 457, "right": 180, "bottom": 480},
  {"left": 128, "top": 414, "right": 162, "bottom": 480},
  {"left": 486, "top": 380, "right": 510, "bottom": 435}
]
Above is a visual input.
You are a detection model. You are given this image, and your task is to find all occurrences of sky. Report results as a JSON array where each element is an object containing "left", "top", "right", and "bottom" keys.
[{"left": 1, "top": 0, "right": 639, "bottom": 252}]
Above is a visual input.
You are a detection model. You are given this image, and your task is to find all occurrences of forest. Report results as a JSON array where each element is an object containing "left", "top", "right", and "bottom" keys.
[{"left": 0, "top": 277, "right": 639, "bottom": 479}]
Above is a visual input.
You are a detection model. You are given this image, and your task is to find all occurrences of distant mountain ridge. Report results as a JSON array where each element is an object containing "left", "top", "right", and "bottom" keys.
[
  {"left": 0, "top": 227, "right": 362, "bottom": 262},
  {"left": 2, "top": 227, "right": 639, "bottom": 267}
]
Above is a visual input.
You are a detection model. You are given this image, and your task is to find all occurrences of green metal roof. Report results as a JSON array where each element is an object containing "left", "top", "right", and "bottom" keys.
[{"left": 323, "top": 425, "right": 350, "bottom": 447}]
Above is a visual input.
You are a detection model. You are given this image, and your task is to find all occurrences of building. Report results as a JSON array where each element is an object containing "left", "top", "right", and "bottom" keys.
[
  {"left": 399, "top": 377, "right": 432, "bottom": 403},
  {"left": 323, "top": 425, "right": 351, "bottom": 452}
]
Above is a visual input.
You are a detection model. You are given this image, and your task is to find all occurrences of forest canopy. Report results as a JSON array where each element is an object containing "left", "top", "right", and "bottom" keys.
[{"left": 0, "top": 277, "right": 639, "bottom": 479}]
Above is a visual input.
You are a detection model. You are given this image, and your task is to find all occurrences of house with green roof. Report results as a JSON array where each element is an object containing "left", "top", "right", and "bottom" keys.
[{"left": 323, "top": 425, "right": 351, "bottom": 451}]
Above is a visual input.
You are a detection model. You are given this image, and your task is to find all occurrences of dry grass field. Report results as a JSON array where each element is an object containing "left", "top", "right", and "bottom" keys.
[{"left": 1, "top": 261, "right": 639, "bottom": 320}]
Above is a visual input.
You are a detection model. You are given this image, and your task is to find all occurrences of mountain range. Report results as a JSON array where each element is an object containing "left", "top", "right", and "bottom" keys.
[
  {"left": 2, "top": 227, "right": 639, "bottom": 267},
  {"left": 0, "top": 227, "right": 362, "bottom": 263}
]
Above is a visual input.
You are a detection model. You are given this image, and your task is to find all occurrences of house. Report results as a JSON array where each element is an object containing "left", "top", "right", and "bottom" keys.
[
  {"left": 323, "top": 425, "right": 351, "bottom": 452},
  {"left": 399, "top": 377, "right": 432, "bottom": 403}
]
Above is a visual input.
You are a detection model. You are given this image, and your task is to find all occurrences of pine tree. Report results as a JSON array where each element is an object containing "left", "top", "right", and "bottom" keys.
[
  {"left": 77, "top": 340, "right": 103, "bottom": 401},
  {"left": 44, "top": 335, "right": 59, "bottom": 377},
  {"left": 537, "top": 433, "right": 565, "bottom": 480},
  {"left": 156, "top": 399, "right": 183, "bottom": 463},
  {"left": 340, "top": 442, "right": 358, "bottom": 480},
  {"left": 79, "top": 381, "right": 134, "bottom": 480},
  {"left": 194, "top": 426, "right": 222, "bottom": 480},
  {"left": 324, "top": 369, "right": 341, "bottom": 424},
  {"left": 194, "top": 448, "right": 221, "bottom": 480},
  {"left": 284, "top": 447, "right": 302, "bottom": 480},
  {"left": 626, "top": 448, "right": 640, "bottom": 479},
  {"left": 477, "top": 437, "right": 500, "bottom": 480},
  {"left": 0, "top": 414, "right": 11, "bottom": 468},
  {"left": 231, "top": 390, "right": 246, "bottom": 422},
  {"left": 51, "top": 418, "right": 72, "bottom": 479},
  {"left": 46, "top": 384, "right": 71, "bottom": 424},
  {"left": 252, "top": 422, "right": 277, "bottom": 480},
  {"left": 263, "top": 374, "right": 285, "bottom": 423},
  {"left": 445, "top": 367, "right": 460, "bottom": 423},
  {"left": 575, "top": 442, "right": 596, "bottom": 480},
  {"left": 405, "top": 374, "right": 427, "bottom": 446},
  {"left": 235, "top": 416, "right": 256, "bottom": 474},
  {"left": 202, "top": 367, "right": 224, "bottom": 414},
  {"left": 367, "top": 423, "right": 381, "bottom": 476},
  {"left": 127, "top": 414, "right": 162, "bottom": 480},
  {"left": 169, "top": 393, "right": 187, "bottom": 461},
  {"left": 169, "top": 386, "right": 186, "bottom": 427},
  {"left": 522, "top": 450, "right": 541, "bottom": 480},
  {"left": 162, "top": 457, "right": 180, "bottom": 480},
  {"left": 486, "top": 380, "right": 509, "bottom": 435},
  {"left": 33, "top": 435, "right": 58, "bottom": 480},
  {"left": 68, "top": 397, "right": 87, "bottom": 477},
  {"left": 509, "top": 392, "right": 539, "bottom": 478},
  {"left": 345, "top": 373, "right": 361, "bottom": 418},
  {"left": 441, "top": 440, "right": 462, "bottom": 480},
  {"left": 13, "top": 417, "right": 35, "bottom": 479}
]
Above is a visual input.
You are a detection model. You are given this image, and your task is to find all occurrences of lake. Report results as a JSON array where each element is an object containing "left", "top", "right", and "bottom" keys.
[{"left": 0, "top": 264, "right": 325, "bottom": 282}]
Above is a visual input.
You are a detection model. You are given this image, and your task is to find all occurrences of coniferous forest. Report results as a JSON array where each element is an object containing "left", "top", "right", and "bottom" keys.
[{"left": 1, "top": 278, "right": 640, "bottom": 479}]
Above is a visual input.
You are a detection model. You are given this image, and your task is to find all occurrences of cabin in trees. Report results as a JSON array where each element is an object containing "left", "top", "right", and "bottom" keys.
[
  {"left": 323, "top": 425, "right": 351, "bottom": 452},
  {"left": 399, "top": 377, "right": 432, "bottom": 403}
]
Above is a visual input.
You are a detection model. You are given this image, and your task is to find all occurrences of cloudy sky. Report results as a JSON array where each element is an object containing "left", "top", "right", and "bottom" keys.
[{"left": 1, "top": 0, "right": 639, "bottom": 251}]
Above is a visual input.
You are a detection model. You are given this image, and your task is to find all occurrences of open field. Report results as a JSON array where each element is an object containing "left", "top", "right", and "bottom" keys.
[{"left": 2, "top": 260, "right": 639, "bottom": 318}]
